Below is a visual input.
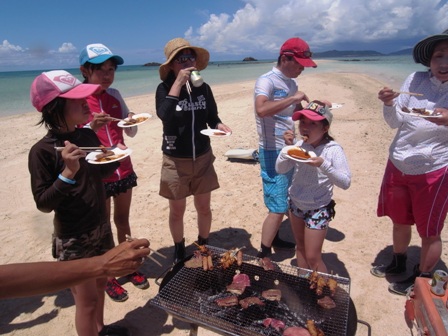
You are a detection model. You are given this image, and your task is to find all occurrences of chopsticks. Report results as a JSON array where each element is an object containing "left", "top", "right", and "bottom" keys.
[
  {"left": 54, "top": 146, "right": 115, "bottom": 152},
  {"left": 396, "top": 91, "right": 424, "bottom": 97},
  {"left": 125, "top": 234, "right": 166, "bottom": 267},
  {"left": 186, "top": 81, "right": 192, "bottom": 94}
]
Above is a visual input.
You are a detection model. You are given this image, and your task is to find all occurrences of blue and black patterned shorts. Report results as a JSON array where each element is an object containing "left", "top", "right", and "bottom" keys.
[{"left": 289, "top": 200, "right": 336, "bottom": 230}]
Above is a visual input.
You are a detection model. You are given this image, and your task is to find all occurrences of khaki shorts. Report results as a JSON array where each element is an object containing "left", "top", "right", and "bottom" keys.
[{"left": 159, "top": 149, "right": 220, "bottom": 200}]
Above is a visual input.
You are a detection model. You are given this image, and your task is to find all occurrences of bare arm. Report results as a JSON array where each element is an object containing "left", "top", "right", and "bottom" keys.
[
  {"left": 0, "top": 238, "right": 150, "bottom": 299},
  {"left": 255, "top": 91, "right": 309, "bottom": 118}
]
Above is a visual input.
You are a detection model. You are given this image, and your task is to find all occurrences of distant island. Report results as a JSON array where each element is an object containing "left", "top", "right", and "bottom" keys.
[{"left": 142, "top": 48, "right": 413, "bottom": 67}]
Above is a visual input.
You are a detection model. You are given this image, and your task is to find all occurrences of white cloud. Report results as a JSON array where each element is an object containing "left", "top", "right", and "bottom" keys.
[
  {"left": 58, "top": 42, "right": 77, "bottom": 53},
  {"left": 186, "top": 0, "right": 448, "bottom": 56},
  {"left": 0, "top": 40, "right": 25, "bottom": 53}
]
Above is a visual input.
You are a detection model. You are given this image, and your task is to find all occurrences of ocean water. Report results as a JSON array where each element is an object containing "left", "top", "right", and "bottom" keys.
[{"left": 0, "top": 55, "right": 427, "bottom": 118}]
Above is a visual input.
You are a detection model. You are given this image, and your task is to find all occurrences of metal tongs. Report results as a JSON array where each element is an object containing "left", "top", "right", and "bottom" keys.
[{"left": 125, "top": 234, "right": 166, "bottom": 267}]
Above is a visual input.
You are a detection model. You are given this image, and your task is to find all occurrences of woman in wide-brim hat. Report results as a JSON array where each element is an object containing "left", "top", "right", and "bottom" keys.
[
  {"left": 370, "top": 28, "right": 448, "bottom": 297},
  {"left": 413, "top": 28, "right": 448, "bottom": 67},
  {"left": 159, "top": 38, "right": 210, "bottom": 81},
  {"left": 155, "top": 37, "right": 232, "bottom": 265}
]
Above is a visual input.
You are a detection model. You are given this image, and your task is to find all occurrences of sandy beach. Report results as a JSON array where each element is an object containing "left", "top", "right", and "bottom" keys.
[{"left": 1, "top": 71, "right": 447, "bottom": 336}]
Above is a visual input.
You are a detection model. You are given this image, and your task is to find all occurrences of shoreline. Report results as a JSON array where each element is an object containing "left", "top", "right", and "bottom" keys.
[{"left": 1, "top": 71, "right": 445, "bottom": 336}]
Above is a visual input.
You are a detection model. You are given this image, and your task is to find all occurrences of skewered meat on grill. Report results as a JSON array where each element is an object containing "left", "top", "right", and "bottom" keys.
[
  {"left": 309, "top": 271, "right": 326, "bottom": 295},
  {"left": 239, "top": 296, "right": 265, "bottom": 309},
  {"left": 215, "top": 295, "right": 239, "bottom": 307},
  {"left": 262, "top": 318, "right": 285, "bottom": 332},
  {"left": 307, "top": 320, "right": 324, "bottom": 336},
  {"left": 261, "top": 289, "right": 282, "bottom": 301},
  {"left": 283, "top": 326, "right": 312, "bottom": 336},
  {"left": 327, "top": 278, "right": 338, "bottom": 296},
  {"left": 226, "top": 273, "right": 250, "bottom": 295},
  {"left": 259, "top": 257, "right": 275, "bottom": 271},
  {"left": 317, "top": 296, "right": 336, "bottom": 309},
  {"left": 218, "top": 247, "right": 245, "bottom": 269}
]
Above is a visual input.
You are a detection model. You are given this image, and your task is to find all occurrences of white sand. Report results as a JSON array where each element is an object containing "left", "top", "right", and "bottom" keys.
[{"left": 0, "top": 72, "right": 447, "bottom": 336}]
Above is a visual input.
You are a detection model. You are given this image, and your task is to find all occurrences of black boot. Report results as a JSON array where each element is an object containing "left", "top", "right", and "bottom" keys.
[
  {"left": 197, "top": 235, "right": 209, "bottom": 246},
  {"left": 173, "top": 238, "right": 186, "bottom": 265},
  {"left": 256, "top": 243, "right": 271, "bottom": 258},
  {"left": 370, "top": 253, "right": 407, "bottom": 278},
  {"left": 272, "top": 231, "right": 295, "bottom": 250}
]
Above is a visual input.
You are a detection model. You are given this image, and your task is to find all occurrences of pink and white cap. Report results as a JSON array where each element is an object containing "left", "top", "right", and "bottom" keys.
[{"left": 30, "top": 70, "right": 100, "bottom": 112}]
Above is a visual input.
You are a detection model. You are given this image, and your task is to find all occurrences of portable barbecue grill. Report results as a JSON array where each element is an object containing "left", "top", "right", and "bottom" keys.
[{"left": 151, "top": 246, "right": 358, "bottom": 336}]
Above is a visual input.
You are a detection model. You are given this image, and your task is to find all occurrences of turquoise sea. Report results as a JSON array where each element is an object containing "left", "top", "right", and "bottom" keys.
[{"left": 0, "top": 55, "right": 428, "bottom": 118}]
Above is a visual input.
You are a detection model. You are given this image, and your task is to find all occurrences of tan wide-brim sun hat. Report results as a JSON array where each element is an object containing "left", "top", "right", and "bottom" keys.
[
  {"left": 413, "top": 28, "right": 448, "bottom": 67},
  {"left": 159, "top": 38, "right": 210, "bottom": 80}
]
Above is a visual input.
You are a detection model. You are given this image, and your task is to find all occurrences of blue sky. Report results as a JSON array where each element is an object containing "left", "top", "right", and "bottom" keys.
[{"left": 1, "top": 0, "right": 447, "bottom": 71}]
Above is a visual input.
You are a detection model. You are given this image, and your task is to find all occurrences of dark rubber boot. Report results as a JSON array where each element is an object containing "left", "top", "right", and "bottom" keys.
[
  {"left": 370, "top": 253, "right": 407, "bottom": 278},
  {"left": 173, "top": 238, "right": 186, "bottom": 265},
  {"left": 197, "top": 235, "right": 209, "bottom": 246}
]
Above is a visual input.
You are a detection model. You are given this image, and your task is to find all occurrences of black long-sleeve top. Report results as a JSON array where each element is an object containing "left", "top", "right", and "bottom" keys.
[
  {"left": 28, "top": 128, "right": 119, "bottom": 238},
  {"left": 155, "top": 73, "right": 223, "bottom": 158}
]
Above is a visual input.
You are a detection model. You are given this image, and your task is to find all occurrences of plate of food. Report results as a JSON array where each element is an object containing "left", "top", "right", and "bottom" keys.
[
  {"left": 117, "top": 113, "right": 152, "bottom": 128},
  {"left": 402, "top": 107, "right": 442, "bottom": 118},
  {"left": 86, "top": 147, "right": 132, "bottom": 164},
  {"left": 283, "top": 145, "right": 316, "bottom": 163},
  {"left": 200, "top": 129, "right": 231, "bottom": 137}
]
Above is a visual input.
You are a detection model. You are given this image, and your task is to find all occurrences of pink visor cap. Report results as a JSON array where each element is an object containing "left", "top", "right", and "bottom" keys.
[
  {"left": 292, "top": 101, "right": 333, "bottom": 125},
  {"left": 30, "top": 70, "right": 100, "bottom": 112},
  {"left": 280, "top": 37, "right": 317, "bottom": 68}
]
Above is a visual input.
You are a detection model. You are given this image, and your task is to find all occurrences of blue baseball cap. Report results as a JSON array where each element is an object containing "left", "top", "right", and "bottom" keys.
[{"left": 79, "top": 43, "right": 124, "bottom": 65}]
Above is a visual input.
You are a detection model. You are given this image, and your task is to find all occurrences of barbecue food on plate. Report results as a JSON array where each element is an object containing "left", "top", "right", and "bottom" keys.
[
  {"left": 215, "top": 295, "right": 239, "bottom": 307},
  {"left": 259, "top": 257, "right": 275, "bottom": 271},
  {"left": 123, "top": 116, "right": 148, "bottom": 125},
  {"left": 317, "top": 295, "right": 336, "bottom": 309},
  {"left": 239, "top": 296, "right": 265, "bottom": 309},
  {"left": 287, "top": 147, "right": 311, "bottom": 160},
  {"left": 283, "top": 326, "right": 312, "bottom": 336},
  {"left": 307, "top": 320, "right": 324, "bottom": 336},
  {"left": 261, "top": 289, "right": 282, "bottom": 301},
  {"left": 262, "top": 318, "right": 285, "bottom": 332}
]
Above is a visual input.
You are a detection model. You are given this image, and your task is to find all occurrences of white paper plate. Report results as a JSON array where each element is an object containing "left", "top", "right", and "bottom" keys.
[
  {"left": 330, "top": 103, "right": 344, "bottom": 110},
  {"left": 117, "top": 113, "right": 152, "bottom": 128},
  {"left": 86, "top": 148, "right": 132, "bottom": 164},
  {"left": 409, "top": 110, "right": 442, "bottom": 118},
  {"left": 282, "top": 145, "right": 316, "bottom": 163},
  {"left": 200, "top": 129, "right": 231, "bottom": 137}
]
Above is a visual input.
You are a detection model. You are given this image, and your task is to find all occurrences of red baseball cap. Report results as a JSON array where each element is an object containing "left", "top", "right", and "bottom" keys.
[
  {"left": 280, "top": 37, "right": 317, "bottom": 68},
  {"left": 292, "top": 101, "right": 333, "bottom": 124}
]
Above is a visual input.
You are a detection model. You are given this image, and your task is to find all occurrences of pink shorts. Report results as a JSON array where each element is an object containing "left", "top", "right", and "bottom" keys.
[{"left": 377, "top": 160, "right": 448, "bottom": 237}]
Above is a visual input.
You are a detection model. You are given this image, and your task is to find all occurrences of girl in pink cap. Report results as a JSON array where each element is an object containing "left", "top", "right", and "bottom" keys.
[{"left": 29, "top": 70, "right": 130, "bottom": 336}]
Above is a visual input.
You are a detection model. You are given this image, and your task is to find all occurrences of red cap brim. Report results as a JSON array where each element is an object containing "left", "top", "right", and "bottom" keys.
[
  {"left": 292, "top": 109, "right": 326, "bottom": 121},
  {"left": 293, "top": 56, "right": 317, "bottom": 68}
]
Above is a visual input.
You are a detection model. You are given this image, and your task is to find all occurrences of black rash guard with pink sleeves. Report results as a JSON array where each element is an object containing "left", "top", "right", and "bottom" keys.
[{"left": 155, "top": 72, "right": 223, "bottom": 158}]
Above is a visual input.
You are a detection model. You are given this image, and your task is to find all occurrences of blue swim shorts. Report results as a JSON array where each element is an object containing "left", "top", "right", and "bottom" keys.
[{"left": 259, "top": 148, "right": 293, "bottom": 213}]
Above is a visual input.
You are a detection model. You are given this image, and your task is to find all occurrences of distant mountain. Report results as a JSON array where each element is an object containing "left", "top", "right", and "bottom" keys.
[{"left": 314, "top": 48, "right": 412, "bottom": 58}]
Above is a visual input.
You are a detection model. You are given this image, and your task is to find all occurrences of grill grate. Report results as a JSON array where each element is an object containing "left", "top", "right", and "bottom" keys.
[{"left": 151, "top": 246, "right": 351, "bottom": 336}]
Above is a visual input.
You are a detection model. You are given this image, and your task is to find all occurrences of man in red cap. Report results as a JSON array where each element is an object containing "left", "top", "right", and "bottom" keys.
[{"left": 253, "top": 37, "right": 317, "bottom": 258}]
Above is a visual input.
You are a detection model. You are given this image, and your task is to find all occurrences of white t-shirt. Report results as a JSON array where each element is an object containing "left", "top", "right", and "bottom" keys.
[{"left": 254, "top": 67, "right": 298, "bottom": 150}]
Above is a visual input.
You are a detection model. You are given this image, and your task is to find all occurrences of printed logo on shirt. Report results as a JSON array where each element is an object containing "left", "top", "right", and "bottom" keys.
[
  {"left": 273, "top": 89, "right": 288, "bottom": 99},
  {"left": 178, "top": 95, "right": 207, "bottom": 111},
  {"left": 165, "top": 135, "right": 177, "bottom": 150}
]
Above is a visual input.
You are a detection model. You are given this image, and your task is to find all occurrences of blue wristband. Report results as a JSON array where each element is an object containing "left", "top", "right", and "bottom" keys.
[{"left": 58, "top": 174, "right": 76, "bottom": 185}]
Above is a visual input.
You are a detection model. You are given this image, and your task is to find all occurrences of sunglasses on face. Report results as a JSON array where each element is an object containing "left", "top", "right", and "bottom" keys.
[
  {"left": 282, "top": 50, "right": 313, "bottom": 58},
  {"left": 174, "top": 54, "right": 196, "bottom": 64}
]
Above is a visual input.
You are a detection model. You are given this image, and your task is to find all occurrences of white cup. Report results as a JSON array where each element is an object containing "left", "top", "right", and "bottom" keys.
[{"left": 190, "top": 71, "right": 203, "bottom": 87}]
